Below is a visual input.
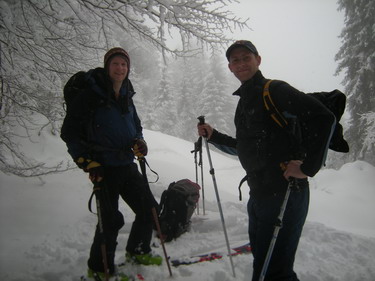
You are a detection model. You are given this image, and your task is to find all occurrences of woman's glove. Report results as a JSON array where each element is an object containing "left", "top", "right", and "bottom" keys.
[
  {"left": 75, "top": 157, "right": 104, "bottom": 183},
  {"left": 133, "top": 139, "right": 148, "bottom": 157}
]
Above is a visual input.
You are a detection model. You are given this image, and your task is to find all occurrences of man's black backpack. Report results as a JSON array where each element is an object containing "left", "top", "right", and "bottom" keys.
[
  {"left": 263, "top": 80, "right": 349, "bottom": 153},
  {"left": 238, "top": 80, "right": 349, "bottom": 201},
  {"left": 158, "top": 179, "right": 201, "bottom": 242}
]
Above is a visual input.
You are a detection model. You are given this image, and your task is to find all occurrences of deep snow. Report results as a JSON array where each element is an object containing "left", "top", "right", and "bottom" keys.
[{"left": 1, "top": 129, "right": 375, "bottom": 281}]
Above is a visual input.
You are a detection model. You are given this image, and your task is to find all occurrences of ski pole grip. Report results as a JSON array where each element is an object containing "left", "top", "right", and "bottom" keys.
[{"left": 197, "top": 116, "right": 208, "bottom": 138}]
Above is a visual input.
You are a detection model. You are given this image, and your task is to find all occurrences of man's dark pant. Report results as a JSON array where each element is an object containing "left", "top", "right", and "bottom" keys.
[
  {"left": 248, "top": 185, "right": 309, "bottom": 281},
  {"left": 88, "top": 163, "right": 155, "bottom": 273}
]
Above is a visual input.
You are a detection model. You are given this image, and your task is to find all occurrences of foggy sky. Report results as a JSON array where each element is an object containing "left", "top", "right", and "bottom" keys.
[{"left": 227, "top": 0, "right": 344, "bottom": 93}]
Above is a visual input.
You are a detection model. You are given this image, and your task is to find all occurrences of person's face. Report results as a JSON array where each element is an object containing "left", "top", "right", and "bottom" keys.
[
  {"left": 108, "top": 56, "right": 128, "bottom": 83},
  {"left": 228, "top": 47, "right": 261, "bottom": 83}
]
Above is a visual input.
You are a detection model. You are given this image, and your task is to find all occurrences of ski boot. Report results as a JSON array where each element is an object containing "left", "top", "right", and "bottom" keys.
[{"left": 125, "top": 252, "right": 162, "bottom": 266}]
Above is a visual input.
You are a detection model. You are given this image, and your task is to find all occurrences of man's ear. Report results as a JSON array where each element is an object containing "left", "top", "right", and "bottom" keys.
[
  {"left": 228, "top": 63, "right": 234, "bottom": 73},
  {"left": 256, "top": 55, "right": 262, "bottom": 66}
]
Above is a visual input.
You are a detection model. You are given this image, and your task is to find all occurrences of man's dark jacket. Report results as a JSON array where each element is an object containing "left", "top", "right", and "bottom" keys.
[{"left": 209, "top": 71, "right": 335, "bottom": 195}]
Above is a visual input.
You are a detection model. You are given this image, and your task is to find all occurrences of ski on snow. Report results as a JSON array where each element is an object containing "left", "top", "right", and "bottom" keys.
[
  {"left": 171, "top": 243, "right": 251, "bottom": 266},
  {"left": 80, "top": 272, "right": 145, "bottom": 281},
  {"left": 80, "top": 259, "right": 147, "bottom": 281},
  {"left": 80, "top": 243, "right": 251, "bottom": 279}
]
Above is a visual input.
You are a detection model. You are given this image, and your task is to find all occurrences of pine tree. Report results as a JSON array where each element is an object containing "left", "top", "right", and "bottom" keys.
[
  {"left": 335, "top": 0, "right": 375, "bottom": 164},
  {"left": 200, "top": 52, "right": 236, "bottom": 137},
  {"left": 174, "top": 53, "right": 204, "bottom": 141},
  {"left": 146, "top": 61, "right": 176, "bottom": 135}
]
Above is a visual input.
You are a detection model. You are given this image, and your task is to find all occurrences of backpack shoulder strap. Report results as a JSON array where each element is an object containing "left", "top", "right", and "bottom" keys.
[{"left": 262, "top": 80, "right": 288, "bottom": 128}]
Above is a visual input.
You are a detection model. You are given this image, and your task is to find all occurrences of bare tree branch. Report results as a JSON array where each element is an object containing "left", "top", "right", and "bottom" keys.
[{"left": 0, "top": 0, "right": 248, "bottom": 177}]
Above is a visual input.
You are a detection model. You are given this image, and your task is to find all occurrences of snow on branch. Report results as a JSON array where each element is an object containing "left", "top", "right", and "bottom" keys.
[
  {"left": 79, "top": 0, "right": 248, "bottom": 53},
  {"left": 0, "top": 0, "right": 248, "bottom": 177}
]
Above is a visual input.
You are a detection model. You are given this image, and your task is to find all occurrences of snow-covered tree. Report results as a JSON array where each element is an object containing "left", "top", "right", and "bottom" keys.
[
  {"left": 200, "top": 52, "right": 236, "bottom": 137},
  {"left": 145, "top": 60, "right": 177, "bottom": 135},
  {"left": 0, "top": 0, "right": 247, "bottom": 176},
  {"left": 335, "top": 0, "right": 375, "bottom": 165},
  {"left": 174, "top": 48, "right": 205, "bottom": 141}
]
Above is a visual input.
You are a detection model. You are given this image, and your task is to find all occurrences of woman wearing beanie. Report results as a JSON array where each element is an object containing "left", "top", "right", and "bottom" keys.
[{"left": 61, "top": 47, "right": 162, "bottom": 279}]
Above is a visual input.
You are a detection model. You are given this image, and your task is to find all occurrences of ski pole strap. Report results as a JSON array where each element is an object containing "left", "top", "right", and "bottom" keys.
[
  {"left": 138, "top": 157, "right": 159, "bottom": 183},
  {"left": 88, "top": 183, "right": 102, "bottom": 214},
  {"left": 238, "top": 174, "right": 248, "bottom": 201},
  {"left": 197, "top": 137, "right": 203, "bottom": 166},
  {"left": 191, "top": 137, "right": 202, "bottom": 154},
  {"left": 88, "top": 190, "right": 95, "bottom": 214},
  {"left": 88, "top": 182, "right": 112, "bottom": 214},
  {"left": 288, "top": 177, "right": 300, "bottom": 189}
]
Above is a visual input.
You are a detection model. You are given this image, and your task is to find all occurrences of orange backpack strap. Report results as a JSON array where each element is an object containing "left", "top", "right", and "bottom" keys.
[{"left": 262, "top": 80, "right": 288, "bottom": 128}]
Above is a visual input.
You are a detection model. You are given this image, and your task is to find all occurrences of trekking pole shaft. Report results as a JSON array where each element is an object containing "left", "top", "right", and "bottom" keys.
[
  {"left": 100, "top": 244, "right": 109, "bottom": 281},
  {"left": 152, "top": 207, "right": 173, "bottom": 277},
  {"left": 200, "top": 157, "right": 205, "bottom": 215},
  {"left": 197, "top": 117, "right": 206, "bottom": 216},
  {"left": 95, "top": 188, "right": 110, "bottom": 281},
  {"left": 258, "top": 184, "right": 292, "bottom": 281},
  {"left": 203, "top": 137, "right": 236, "bottom": 277},
  {"left": 193, "top": 145, "right": 199, "bottom": 215},
  {"left": 198, "top": 137, "right": 205, "bottom": 215},
  {"left": 138, "top": 157, "right": 172, "bottom": 277}
]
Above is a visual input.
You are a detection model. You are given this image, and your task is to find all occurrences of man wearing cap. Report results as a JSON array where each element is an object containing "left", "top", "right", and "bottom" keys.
[
  {"left": 61, "top": 47, "right": 162, "bottom": 278},
  {"left": 198, "top": 41, "right": 334, "bottom": 280}
]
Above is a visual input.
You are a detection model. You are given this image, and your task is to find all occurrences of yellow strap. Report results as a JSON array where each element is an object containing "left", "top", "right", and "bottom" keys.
[
  {"left": 76, "top": 157, "right": 85, "bottom": 164},
  {"left": 87, "top": 161, "right": 101, "bottom": 169},
  {"left": 263, "top": 80, "right": 288, "bottom": 128}
]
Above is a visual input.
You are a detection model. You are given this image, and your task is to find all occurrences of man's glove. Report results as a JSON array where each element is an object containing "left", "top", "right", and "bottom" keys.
[
  {"left": 75, "top": 157, "right": 91, "bottom": 172},
  {"left": 75, "top": 157, "right": 104, "bottom": 183},
  {"left": 87, "top": 161, "right": 104, "bottom": 183},
  {"left": 133, "top": 139, "right": 148, "bottom": 157}
]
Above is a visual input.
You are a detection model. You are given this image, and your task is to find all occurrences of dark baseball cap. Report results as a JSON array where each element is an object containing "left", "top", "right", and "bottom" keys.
[{"left": 226, "top": 40, "right": 259, "bottom": 60}]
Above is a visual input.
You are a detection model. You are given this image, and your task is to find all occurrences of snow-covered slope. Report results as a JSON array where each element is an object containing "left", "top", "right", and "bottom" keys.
[{"left": 1, "top": 129, "right": 374, "bottom": 281}]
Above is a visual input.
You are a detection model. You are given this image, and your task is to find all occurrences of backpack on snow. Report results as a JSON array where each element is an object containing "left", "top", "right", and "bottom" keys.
[
  {"left": 263, "top": 80, "right": 349, "bottom": 153},
  {"left": 158, "top": 179, "right": 200, "bottom": 242}
]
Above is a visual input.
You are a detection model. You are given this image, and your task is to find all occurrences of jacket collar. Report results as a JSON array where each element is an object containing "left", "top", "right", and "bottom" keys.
[
  {"left": 232, "top": 70, "right": 265, "bottom": 97},
  {"left": 86, "top": 67, "right": 134, "bottom": 99}
]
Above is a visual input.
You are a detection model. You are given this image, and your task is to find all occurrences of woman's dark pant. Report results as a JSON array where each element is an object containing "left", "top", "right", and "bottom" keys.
[
  {"left": 248, "top": 186, "right": 309, "bottom": 281},
  {"left": 87, "top": 163, "right": 156, "bottom": 273}
]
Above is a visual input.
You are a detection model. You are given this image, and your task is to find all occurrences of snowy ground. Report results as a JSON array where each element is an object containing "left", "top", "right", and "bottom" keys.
[{"left": 1, "top": 129, "right": 375, "bottom": 281}]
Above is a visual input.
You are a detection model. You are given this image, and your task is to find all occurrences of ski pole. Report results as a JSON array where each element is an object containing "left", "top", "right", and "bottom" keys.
[
  {"left": 93, "top": 182, "right": 110, "bottom": 281},
  {"left": 198, "top": 116, "right": 236, "bottom": 277},
  {"left": 199, "top": 137, "right": 206, "bottom": 215},
  {"left": 151, "top": 207, "right": 173, "bottom": 276},
  {"left": 258, "top": 179, "right": 294, "bottom": 281},
  {"left": 191, "top": 137, "right": 205, "bottom": 215},
  {"left": 191, "top": 140, "right": 200, "bottom": 214},
  {"left": 138, "top": 157, "right": 173, "bottom": 277}
]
